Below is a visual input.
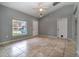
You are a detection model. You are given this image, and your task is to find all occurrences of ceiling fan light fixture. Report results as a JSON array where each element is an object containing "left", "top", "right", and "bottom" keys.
[
  {"left": 40, "top": 15, "right": 42, "bottom": 17},
  {"left": 33, "top": 2, "right": 48, "bottom": 17},
  {"left": 39, "top": 8, "right": 43, "bottom": 11},
  {"left": 40, "top": 13, "right": 43, "bottom": 17}
]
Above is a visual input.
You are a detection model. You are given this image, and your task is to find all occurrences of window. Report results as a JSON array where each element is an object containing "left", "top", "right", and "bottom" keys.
[{"left": 12, "top": 19, "right": 27, "bottom": 36}]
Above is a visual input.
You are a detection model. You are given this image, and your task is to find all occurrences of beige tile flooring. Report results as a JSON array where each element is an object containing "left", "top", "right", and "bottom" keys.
[{"left": 0, "top": 36, "right": 76, "bottom": 57}]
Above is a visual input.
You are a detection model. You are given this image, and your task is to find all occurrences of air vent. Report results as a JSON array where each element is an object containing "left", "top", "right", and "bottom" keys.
[{"left": 53, "top": 2, "right": 60, "bottom": 6}]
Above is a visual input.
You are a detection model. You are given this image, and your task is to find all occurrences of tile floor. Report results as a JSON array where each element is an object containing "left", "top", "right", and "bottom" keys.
[{"left": 0, "top": 36, "right": 76, "bottom": 57}]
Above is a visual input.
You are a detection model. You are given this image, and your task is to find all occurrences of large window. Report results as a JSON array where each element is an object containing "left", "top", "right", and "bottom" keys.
[{"left": 12, "top": 19, "right": 27, "bottom": 36}]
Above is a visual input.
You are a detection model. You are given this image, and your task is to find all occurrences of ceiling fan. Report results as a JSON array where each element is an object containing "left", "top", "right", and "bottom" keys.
[
  {"left": 33, "top": 2, "right": 49, "bottom": 17},
  {"left": 73, "top": 4, "right": 78, "bottom": 15},
  {"left": 33, "top": 2, "right": 61, "bottom": 17}
]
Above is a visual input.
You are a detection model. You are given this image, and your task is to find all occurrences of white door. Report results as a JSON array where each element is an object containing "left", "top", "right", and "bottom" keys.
[
  {"left": 33, "top": 20, "right": 38, "bottom": 36},
  {"left": 57, "top": 18, "right": 67, "bottom": 38}
]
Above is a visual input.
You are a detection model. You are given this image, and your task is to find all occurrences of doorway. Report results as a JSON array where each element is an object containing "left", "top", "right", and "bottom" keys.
[
  {"left": 33, "top": 20, "right": 38, "bottom": 36},
  {"left": 57, "top": 18, "right": 68, "bottom": 38}
]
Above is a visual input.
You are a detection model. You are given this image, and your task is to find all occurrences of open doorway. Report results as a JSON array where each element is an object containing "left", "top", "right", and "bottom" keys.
[
  {"left": 57, "top": 18, "right": 68, "bottom": 39},
  {"left": 33, "top": 20, "right": 38, "bottom": 36}
]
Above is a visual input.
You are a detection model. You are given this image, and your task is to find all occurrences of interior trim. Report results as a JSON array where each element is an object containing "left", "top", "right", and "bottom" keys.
[{"left": 0, "top": 35, "right": 35, "bottom": 45}]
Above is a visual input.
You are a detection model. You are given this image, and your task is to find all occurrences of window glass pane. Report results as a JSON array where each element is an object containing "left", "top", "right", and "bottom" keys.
[{"left": 12, "top": 19, "right": 27, "bottom": 36}]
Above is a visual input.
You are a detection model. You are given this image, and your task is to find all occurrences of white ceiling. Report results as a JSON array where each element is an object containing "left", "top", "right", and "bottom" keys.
[{"left": 0, "top": 2, "right": 74, "bottom": 18}]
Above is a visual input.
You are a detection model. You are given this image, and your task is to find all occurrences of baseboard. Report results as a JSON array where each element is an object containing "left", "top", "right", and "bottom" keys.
[
  {"left": 38, "top": 35, "right": 74, "bottom": 40},
  {"left": 0, "top": 35, "right": 35, "bottom": 45},
  {"left": 38, "top": 35, "right": 57, "bottom": 39},
  {"left": 0, "top": 35, "right": 74, "bottom": 45}
]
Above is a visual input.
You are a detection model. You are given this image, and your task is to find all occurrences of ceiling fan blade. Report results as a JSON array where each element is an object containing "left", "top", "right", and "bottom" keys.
[
  {"left": 53, "top": 2, "right": 60, "bottom": 6},
  {"left": 73, "top": 5, "right": 78, "bottom": 15}
]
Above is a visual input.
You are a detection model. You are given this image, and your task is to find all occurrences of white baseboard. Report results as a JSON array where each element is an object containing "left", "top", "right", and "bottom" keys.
[{"left": 0, "top": 36, "right": 33, "bottom": 45}]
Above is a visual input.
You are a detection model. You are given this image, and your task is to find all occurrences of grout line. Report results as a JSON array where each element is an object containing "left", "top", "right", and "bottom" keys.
[
  {"left": 0, "top": 36, "right": 75, "bottom": 57},
  {"left": 63, "top": 39, "right": 67, "bottom": 57},
  {"left": 16, "top": 52, "right": 25, "bottom": 57}
]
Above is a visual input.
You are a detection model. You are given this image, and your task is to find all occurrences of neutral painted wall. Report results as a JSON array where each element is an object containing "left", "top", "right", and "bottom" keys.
[
  {"left": 39, "top": 4, "right": 75, "bottom": 37},
  {"left": 39, "top": 13, "right": 57, "bottom": 36},
  {"left": 77, "top": 14, "right": 79, "bottom": 56},
  {"left": 76, "top": 3, "right": 79, "bottom": 56},
  {"left": 0, "top": 7, "right": 2, "bottom": 40},
  {"left": 67, "top": 16, "right": 73, "bottom": 39},
  {"left": 67, "top": 15, "right": 76, "bottom": 39},
  {"left": 0, "top": 5, "right": 37, "bottom": 42},
  {"left": 71, "top": 16, "right": 76, "bottom": 39}
]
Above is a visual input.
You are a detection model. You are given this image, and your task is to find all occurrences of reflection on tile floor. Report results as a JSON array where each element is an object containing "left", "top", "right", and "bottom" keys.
[{"left": 0, "top": 37, "right": 76, "bottom": 57}]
